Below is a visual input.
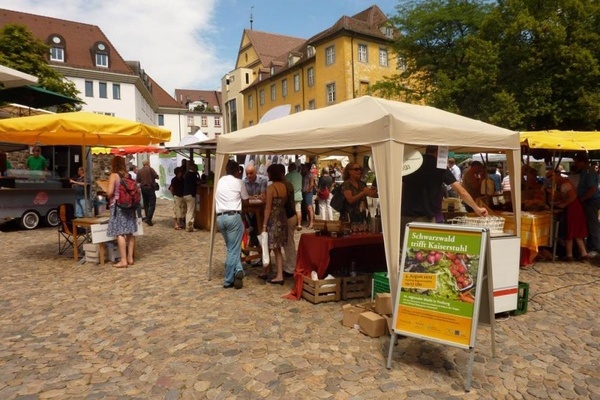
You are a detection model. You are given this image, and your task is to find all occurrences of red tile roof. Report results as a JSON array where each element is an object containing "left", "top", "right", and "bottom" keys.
[
  {"left": 0, "top": 8, "right": 182, "bottom": 109},
  {"left": 174, "top": 89, "right": 222, "bottom": 110},
  {"left": 0, "top": 8, "right": 132, "bottom": 75},
  {"left": 307, "top": 5, "right": 395, "bottom": 46},
  {"left": 241, "top": 30, "right": 306, "bottom": 68}
]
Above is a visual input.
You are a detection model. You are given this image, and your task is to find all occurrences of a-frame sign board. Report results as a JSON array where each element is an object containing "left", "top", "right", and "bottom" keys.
[{"left": 386, "top": 222, "right": 496, "bottom": 392}]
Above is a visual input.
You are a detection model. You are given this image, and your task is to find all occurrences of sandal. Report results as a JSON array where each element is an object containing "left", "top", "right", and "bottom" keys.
[
  {"left": 113, "top": 263, "right": 128, "bottom": 269},
  {"left": 174, "top": 226, "right": 182, "bottom": 230}
]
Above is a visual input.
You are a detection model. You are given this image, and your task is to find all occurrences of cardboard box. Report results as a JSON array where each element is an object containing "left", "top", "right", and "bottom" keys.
[
  {"left": 342, "top": 304, "right": 366, "bottom": 328},
  {"left": 358, "top": 311, "right": 387, "bottom": 338},
  {"left": 375, "top": 293, "right": 393, "bottom": 315}
]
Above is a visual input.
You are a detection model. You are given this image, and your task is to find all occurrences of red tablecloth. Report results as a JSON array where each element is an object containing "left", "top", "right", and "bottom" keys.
[{"left": 284, "top": 233, "right": 385, "bottom": 300}]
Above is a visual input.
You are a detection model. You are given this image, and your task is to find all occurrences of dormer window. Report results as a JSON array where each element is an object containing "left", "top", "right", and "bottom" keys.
[
  {"left": 307, "top": 46, "right": 315, "bottom": 57},
  {"left": 94, "top": 42, "right": 109, "bottom": 68},
  {"left": 270, "top": 66, "right": 276, "bottom": 75},
  {"left": 385, "top": 26, "right": 394, "bottom": 38},
  {"left": 48, "top": 35, "right": 65, "bottom": 62}
]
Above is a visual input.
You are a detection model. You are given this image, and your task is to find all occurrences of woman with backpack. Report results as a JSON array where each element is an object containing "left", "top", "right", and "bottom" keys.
[{"left": 106, "top": 156, "right": 139, "bottom": 268}]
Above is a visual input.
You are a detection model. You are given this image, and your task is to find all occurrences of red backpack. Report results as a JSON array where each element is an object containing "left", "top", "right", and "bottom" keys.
[{"left": 116, "top": 176, "right": 141, "bottom": 209}]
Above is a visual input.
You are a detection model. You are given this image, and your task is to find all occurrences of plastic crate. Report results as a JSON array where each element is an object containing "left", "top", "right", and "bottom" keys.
[
  {"left": 514, "top": 281, "right": 529, "bottom": 315},
  {"left": 372, "top": 272, "right": 390, "bottom": 298}
]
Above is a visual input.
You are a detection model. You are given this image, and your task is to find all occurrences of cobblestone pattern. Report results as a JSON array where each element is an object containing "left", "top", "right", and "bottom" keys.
[{"left": 0, "top": 200, "right": 598, "bottom": 399}]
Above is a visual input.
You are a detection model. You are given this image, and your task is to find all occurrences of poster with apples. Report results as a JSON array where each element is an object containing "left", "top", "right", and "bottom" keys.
[{"left": 393, "top": 223, "right": 488, "bottom": 348}]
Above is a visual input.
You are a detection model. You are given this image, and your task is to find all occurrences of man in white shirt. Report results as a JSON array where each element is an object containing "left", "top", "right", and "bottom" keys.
[
  {"left": 446, "top": 158, "right": 462, "bottom": 197},
  {"left": 215, "top": 160, "right": 250, "bottom": 289}
]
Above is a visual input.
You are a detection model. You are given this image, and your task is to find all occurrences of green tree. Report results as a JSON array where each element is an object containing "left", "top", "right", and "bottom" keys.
[
  {"left": 0, "top": 24, "right": 80, "bottom": 106},
  {"left": 373, "top": 0, "right": 600, "bottom": 130},
  {"left": 480, "top": 0, "right": 600, "bottom": 130}
]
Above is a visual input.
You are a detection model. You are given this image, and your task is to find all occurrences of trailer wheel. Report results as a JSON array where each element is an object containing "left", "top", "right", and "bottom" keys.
[
  {"left": 20, "top": 210, "right": 41, "bottom": 230},
  {"left": 46, "top": 209, "right": 60, "bottom": 227}
]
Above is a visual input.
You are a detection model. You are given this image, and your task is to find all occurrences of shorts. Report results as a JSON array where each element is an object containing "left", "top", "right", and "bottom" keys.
[
  {"left": 294, "top": 201, "right": 301, "bottom": 213},
  {"left": 303, "top": 192, "right": 314, "bottom": 206}
]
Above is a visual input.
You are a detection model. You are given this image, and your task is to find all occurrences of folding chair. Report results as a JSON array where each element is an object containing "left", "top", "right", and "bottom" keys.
[{"left": 57, "top": 203, "right": 87, "bottom": 256}]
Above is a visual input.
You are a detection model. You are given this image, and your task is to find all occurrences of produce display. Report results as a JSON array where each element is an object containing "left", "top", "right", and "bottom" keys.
[{"left": 403, "top": 249, "right": 478, "bottom": 303}]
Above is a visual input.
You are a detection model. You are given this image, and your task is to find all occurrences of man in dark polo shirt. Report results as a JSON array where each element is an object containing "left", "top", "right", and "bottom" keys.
[{"left": 136, "top": 159, "right": 159, "bottom": 226}]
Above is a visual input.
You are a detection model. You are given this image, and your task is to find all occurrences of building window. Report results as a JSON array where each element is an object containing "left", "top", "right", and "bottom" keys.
[
  {"left": 385, "top": 26, "right": 394, "bottom": 38},
  {"left": 379, "top": 48, "right": 388, "bottom": 67},
  {"left": 93, "top": 42, "right": 109, "bottom": 67},
  {"left": 281, "top": 79, "right": 288, "bottom": 97},
  {"left": 307, "top": 46, "right": 315, "bottom": 57},
  {"left": 325, "top": 45, "right": 335, "bottom": 65},
  {"left": 259, "top": 89, "right": 265, "bottom": 105},
  {"left": 50, "top": 47, "right": 64, "bottom": 62},
  {"left": 397, "top": 56, "right": 407, "bottom": 71},
  {"left": 307, "top": 67, "right": 314, "bottom": 87},
  {"left": 214, "top": 116, "right": 221, "bottom": 127},
  {"left": 270, "top": 84, "right": 276, "bottom": 101},
  {"left": 158, "top": 114, "right": 165, "bottom": 126},
  {"left": 248, "top": 94, "right": 253, "bottom": 110},
  {"left": 293, "top": 74, "right": 300, "bottom": 91},
  {"left": 96, "top": 53, "right": 108, "bottom": 67},
  {"left": 201, "top": 116, "right": 208, "bottom": 127},
  {"left": 326, "top": 83, "right": 336, "bottom": 103},
  {"left": 358, "top": 44, "right": 368, "bottom": 63},
  {"left": 187, "top": 116, "right": 194, "bottom": 126},
  {"left": 99, "top": 82, "right": 107, "bottom": 98},
  {"left": 48, "top": 35, "right": 65, "bottom": 62},
  {"left": 308, "top": 99, "right": 315, "bottom": 110},
  {"left": 112, "top": 84, "right": 121, "bottom": 100},
  {"left": 294, "top": 105, "right": 301, "bottom": 113},
  {"left": 84, "top": 81, "right": 93, "bottom": 97}
]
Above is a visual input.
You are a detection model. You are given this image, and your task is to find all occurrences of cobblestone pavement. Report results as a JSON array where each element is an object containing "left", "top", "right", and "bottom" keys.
[{"left": 0, "top": 200, "right": 599, "bottom": 399}]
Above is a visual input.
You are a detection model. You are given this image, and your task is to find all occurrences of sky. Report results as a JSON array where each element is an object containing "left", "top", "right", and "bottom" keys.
[{"left": 0, "top": 0, "right": 397, "bottom": 95}]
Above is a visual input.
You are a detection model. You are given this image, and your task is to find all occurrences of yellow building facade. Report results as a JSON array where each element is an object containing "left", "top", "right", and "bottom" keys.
[{"left": 232, "top": 5, "right": 396, "bottom": 129}]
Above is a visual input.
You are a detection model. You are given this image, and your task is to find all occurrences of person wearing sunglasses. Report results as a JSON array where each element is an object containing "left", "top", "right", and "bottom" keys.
[{"left": 340, "top": 162, "right": 377, "bottom": 222}]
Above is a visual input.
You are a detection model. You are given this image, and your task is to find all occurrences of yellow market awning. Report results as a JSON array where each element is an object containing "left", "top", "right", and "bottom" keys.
[{"left": 0, "top": 111, "right": 170, "bottom": 146}]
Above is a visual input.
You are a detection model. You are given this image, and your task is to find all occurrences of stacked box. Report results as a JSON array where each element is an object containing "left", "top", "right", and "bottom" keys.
[
  {"left": 342, "top": 274, "right": 372, "bottom": 300},
  {"left": 83, "top": 243, "right": 99, "bottom": 264},
  {"left": 302, "top": 276, "right": 341, "bottom": 304},
  {"left": 105, "top": 241, "right": 121, "bottom": 262}
]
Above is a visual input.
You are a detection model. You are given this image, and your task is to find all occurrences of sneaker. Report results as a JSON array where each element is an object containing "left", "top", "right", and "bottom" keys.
[
  {"left": 234, "top": 270, "right": 244, "bottom": 289},
  {"left": 223, "top": 283, "right": 234, "bottom": 289}
]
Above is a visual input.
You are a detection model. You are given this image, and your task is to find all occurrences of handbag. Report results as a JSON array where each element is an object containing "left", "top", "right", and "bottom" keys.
[
  {"left": 152, "top": 181, "right": 159, "bottom": 191},
  {"left": 317, "top": 187, "right": 330, "bottom": 200},
  {"left": 330, "top": 184, "right": 345, "bottom": 213}
]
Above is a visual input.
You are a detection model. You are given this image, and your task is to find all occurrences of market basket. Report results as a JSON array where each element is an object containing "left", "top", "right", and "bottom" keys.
[{"left": 450, "top": 215, "right": 505, "bottom": 234}]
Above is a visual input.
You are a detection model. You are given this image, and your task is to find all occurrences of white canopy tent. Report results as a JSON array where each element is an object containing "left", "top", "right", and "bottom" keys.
[{"left": 209, "top": 96, "right": 522, "bottom": 301}]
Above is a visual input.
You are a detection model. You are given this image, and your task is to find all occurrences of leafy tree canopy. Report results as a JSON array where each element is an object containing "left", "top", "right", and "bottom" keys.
[
  {"left": 372, "top": 0, "right": 600, "bottom": 131},
  {"left": 0, "top": 24, "right": 81, "bottom": 107}
]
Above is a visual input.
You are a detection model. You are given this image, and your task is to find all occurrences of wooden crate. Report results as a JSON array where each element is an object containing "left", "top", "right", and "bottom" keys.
[
  {"left": 302, "top": 276, "right": 341, "bottom": 304},
  {"left": 342, "top": 274, "right": 372, "bottom": 300},
  {"left": 312, "top": 220, "right": 350, "bottom": 233}
]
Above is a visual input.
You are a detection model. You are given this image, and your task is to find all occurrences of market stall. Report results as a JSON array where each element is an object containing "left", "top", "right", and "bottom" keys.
[
  {"left": 208, "top": 96, "right": 523, "bottom": 309},
  {"left": 166, "top": 136, "right": 216, "bottom": 230},
  {"left": 0, "top": 112, "right": 171, "bottom": 220}
]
